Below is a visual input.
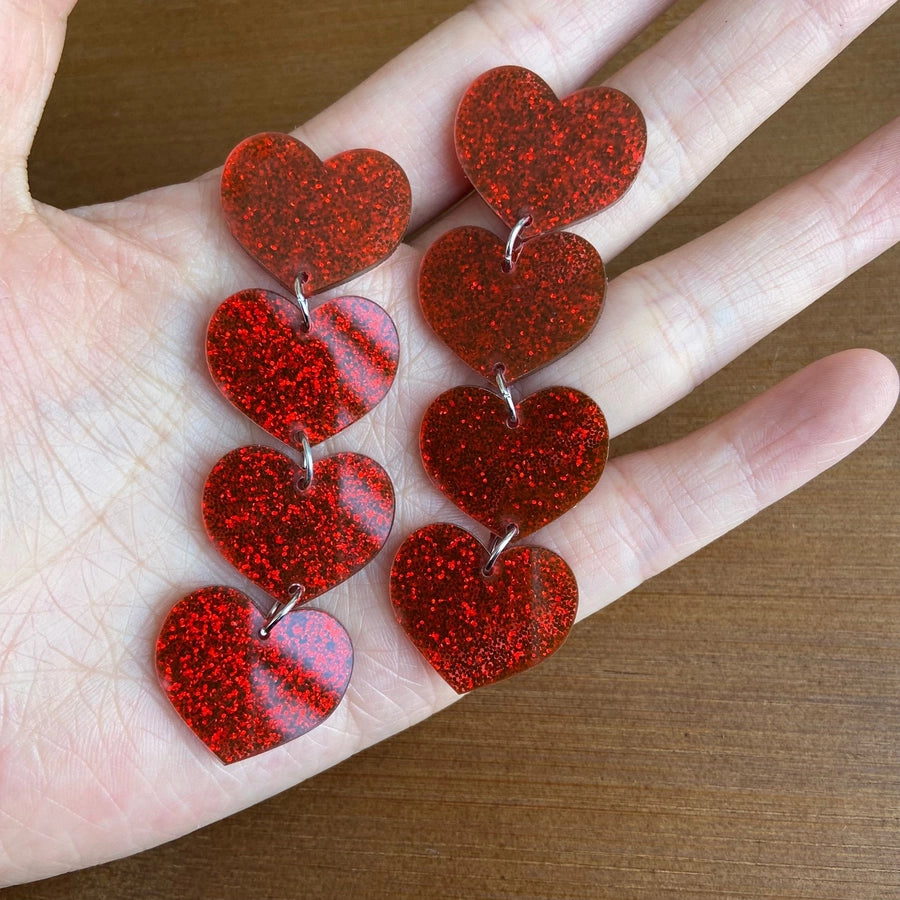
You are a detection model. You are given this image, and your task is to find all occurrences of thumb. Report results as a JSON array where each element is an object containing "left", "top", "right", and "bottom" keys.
[{"left": 0, "top": 0, "right": 76, "bottom": 213}]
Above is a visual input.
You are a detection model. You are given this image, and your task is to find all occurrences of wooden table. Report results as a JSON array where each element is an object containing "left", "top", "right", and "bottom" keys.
[{"left": 8, "top": 1, "right": 898, "bottom": 897}]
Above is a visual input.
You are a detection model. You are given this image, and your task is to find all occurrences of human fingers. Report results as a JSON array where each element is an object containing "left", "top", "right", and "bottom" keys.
[
  {"left": 0, "top": 0, "right": 77, "bottom": 216},
  {"left": 534, "top": 117, "right": 900, "bottom": 436},
  {"left": 565, "top": 349, "right": 898, "bottom": 619},
  {"left": 414, "top": 0, "right": 896, "bottom": 252}
]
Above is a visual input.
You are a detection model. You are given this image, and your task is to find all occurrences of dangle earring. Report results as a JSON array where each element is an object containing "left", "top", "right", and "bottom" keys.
[
  {"left": 390, "top": 67, "right": 646, "bottom": 692},
  {"left": 156, "top": 133, "right": 411, "bottom": 763}
]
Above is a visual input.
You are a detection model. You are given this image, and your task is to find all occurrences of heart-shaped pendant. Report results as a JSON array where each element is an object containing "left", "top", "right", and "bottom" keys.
[
  {"left": 203, "top": 446, "right": 394, "bottom": 604},
  {"left": 207, "top": 290, "right": 399, "bottom": 448},
  {"left": 455, "top": 66, "right": 646, "bottom": 234},
  {"left": 156, "top": 586, "right": 353, "bottom": 764},
  {"left": 221, "top": 132, "right": 411, "bottom": 294},
  {"left": 420, "top": 385, "right": 608, "bottom": 537},
  {"left": 419, "top": 226, "right": 605, "bottom": 381},
  {"left": 390, "top": 523, "right": 577, "bottom": 692}
]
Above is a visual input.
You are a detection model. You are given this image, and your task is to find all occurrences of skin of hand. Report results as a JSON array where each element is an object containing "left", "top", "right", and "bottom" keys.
[{"left": 0, "top": 0, "right": 897, "bottom": 886}]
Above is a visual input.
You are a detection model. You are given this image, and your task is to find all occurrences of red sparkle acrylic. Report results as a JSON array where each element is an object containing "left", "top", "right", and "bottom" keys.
[
  {"left": 156, "top": 586, "right": 353, "bottom": 764},
  {"left": 390, "top": 523, "right": 578, "bottom": 693},
  {"left": 455, "top": 66, "right": 646, "bottom": 235},
  {"left": 203, "top": 446, "right": 394, "bottom": 605},
  {"left": 221, "top": 132, "right": 411, "bottom": 294},
  {"left": 419, "top": 225, "right": 606, "bottom": 381},
  {"left": 207, "top": 289, "right": 399, "bottom": 448},
  {"left": 420, "top": 385, "right": 609, "bottom": 537}
]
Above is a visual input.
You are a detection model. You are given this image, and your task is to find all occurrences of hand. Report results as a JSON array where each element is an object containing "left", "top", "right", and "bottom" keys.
[{"left": 2, "top": 0, "right": 897, "bottom": 885}]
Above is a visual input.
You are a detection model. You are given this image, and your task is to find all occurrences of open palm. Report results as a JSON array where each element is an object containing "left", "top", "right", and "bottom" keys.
[{"left": 1, "top": 0, "right": 897, "bottom": 885}]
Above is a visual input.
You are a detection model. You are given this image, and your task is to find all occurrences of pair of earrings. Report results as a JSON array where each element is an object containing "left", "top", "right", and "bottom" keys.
[{"left": 156, "top": 66, "right": 646, "bottom": 764}]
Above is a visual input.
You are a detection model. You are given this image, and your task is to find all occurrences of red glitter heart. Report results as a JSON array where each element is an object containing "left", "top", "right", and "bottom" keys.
[
  {"left": 390, "top": 523, "right": 577, "bottom": 692},
  {"left": 156, "top": 586, "right": 353, "bottom": 764},
  {"left": 221, "top": 132, "right": 411, "bottom": 294},
  {"left": 455, "top": 66, "right": 646, "bottom": 235},
  {"left": 419, "top": 225, "right": 606, "bottom": 381},
  {"left": 420, "top": 386, "right": 608, "bottom": 537},
  {"left": 207, "top": 290, "right": 398, "bottom": 448},
  {"left": 203, "top": 446, "right": 394, "bottom": 605}
]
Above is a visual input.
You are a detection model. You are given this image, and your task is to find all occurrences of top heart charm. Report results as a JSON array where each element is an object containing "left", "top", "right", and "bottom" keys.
[
  {"left": 455, "top": 67, "right": 646, "bottom": 235},
  {"left": 221, "top": 133, "right": 412, "bottom": 294}
]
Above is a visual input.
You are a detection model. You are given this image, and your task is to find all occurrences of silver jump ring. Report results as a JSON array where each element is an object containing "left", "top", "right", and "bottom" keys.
[
  {"left": 293, "top": 429, "right": 314, "bottom": 491},
  {"left": 293, "top": 273, "right": 312, "bottom": 332},
  {"left": 259, "top": 583, "right": 305, "bottom": 639},
  {"left": 494, "top": 367, "right": 519, "bottom": 427},
  {"left": 483, "top": 523, "right": 519, "bottom": 576},
  {"left": 503, "top": 216, "right": 532, "bottom": 271}
]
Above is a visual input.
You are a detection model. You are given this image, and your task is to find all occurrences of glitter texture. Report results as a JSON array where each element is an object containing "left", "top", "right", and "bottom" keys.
[
  {"left": 419, "top": 225, "right": 606, "bottom": 381},
  {"left": 455, "top": 66, "right": 646, "bottom": 235},
  {"left": 221, "top": 132, "right": 411, "bottom": 294},
  {"left": 203, "top": 447, "right": 394, "bottom": 604},
  {"left": 390, "top": 523, "right": 577, "bottom": 693},
  {"left": 156, "top": 586, "right": 352, "bottom": 764},
  {"left": 420, "top": 386, "right": 608, "bottom": 537},
  {"left": 207, "top": 289, "right": 399, "bottom": 448}
]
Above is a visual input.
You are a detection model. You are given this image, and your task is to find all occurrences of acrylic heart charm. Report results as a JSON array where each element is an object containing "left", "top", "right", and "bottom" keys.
[
  {"left": 420, "top": 386, "right": 608, "bottom": 537},
  {"left": 419, "top": 226, "right": 606, "bottom": 381},
  {"left": 221, "top": 132, "right": 411, "bottom": 294},
  {"left": 207, "top": 290, "right": 399, "bottom": 448},
  {"left": 455, "top": 66, "right": 646, "bottom": 234},
  {"left": 390, "top": 523, "right": 577, "bottom": 692},
  {"left": 203, "top": 446, "right": 394, "bottom": 604},
  {"left": 156, "top": 586, "right": 353, "bottom": 764}
]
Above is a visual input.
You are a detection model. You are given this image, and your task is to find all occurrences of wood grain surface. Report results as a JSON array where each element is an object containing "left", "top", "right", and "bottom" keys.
[{"left": 6, "top": 1, "right": 899, "bottom": 897}]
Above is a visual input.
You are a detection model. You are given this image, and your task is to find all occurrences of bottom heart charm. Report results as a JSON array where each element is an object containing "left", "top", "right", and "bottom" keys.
[
  {"left": 390, "top": 523, "right": 578, "bottom": 693},
  {"left": 156, "top": 586, "right": 353, "bottom": 764}
]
